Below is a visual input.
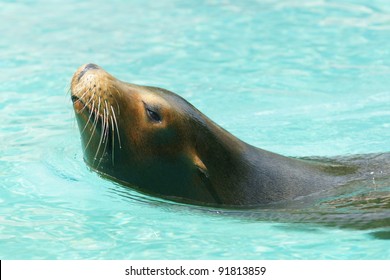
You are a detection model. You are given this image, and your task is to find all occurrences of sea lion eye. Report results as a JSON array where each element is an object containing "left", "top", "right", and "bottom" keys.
[{"left": 146, "top": 107, "right": 162, "bottom": 123}]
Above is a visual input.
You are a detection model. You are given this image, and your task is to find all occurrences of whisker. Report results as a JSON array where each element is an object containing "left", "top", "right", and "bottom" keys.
[
  {"left": 111, "top": 86, "right": 121, "bottom": 115},
  {"left": 84, "top": 106, "right": 99, "bottom": 151},
  {"left": 92, "top": 96, "right": 101, "bottom": 132},
  {"left": 80, "top": 92, "right": 95, "bottom": 113},
  {"left": 102, "top": 106, "right": 107, "bottom": 144},
  {"left": 81, "top": 99, "right": 95, "bottom": 134},
  {"left": 110, "top": 115, "right": 115, "bottom": 166},
  {"left": 94, "top": 108, "right": 106, "bottom": 164},
  {"left": 111, "top": 105, "right": 122, "bottom": 149},
  {"left": 97, "top": 107, "right": 110, "bottom": 168},
  {"left": 78, "top": 80, "right": 96, "bottom": 112},
  {"left": 75, "top": 88, "right": 89, "bottom": 103},
  {"left": 100, "top": 100, "right": 111, "bottom": 165},
  {"left": 104, "top": 100, "right": 110, "bottom": 140},
  {"left": 91, "top": 93, "right": 100, "bottom": 134}
]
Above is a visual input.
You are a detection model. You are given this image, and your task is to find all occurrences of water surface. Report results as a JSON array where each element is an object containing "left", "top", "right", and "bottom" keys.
[{"left": 1, "top": 0, "right": 389, "bottom": 259}]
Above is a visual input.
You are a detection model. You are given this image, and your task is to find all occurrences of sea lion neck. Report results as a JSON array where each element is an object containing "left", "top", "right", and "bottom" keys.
[
  {"left": 189, "top": 114, "right": 256, "bottom": 205},
  {"left": 189, "top": 116, "right": 344, "bottom": 206}
]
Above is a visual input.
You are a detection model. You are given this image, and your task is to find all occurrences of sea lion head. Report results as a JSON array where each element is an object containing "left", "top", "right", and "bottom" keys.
[{"left": 70, "top": 63, "right": 221, "bottom": 204}]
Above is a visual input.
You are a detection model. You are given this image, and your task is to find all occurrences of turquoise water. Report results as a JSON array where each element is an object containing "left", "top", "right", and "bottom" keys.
[{"left": 1, "top": 0, "right": 389, "bottom": 259}]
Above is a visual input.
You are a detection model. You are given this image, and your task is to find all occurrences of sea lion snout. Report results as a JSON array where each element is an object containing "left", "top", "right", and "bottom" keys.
[{"left": 78, "top": 63, "right": 100, "bottom": 81}]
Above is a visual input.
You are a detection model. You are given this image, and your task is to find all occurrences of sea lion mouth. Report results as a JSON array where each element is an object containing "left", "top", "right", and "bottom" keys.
[{"left": 71, "top": 95, "right": 85, "bottom": 113}]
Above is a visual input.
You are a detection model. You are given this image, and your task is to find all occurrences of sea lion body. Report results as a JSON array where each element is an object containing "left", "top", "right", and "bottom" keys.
[{"left": 71, "top": 64, "right": 390, "bottom": 207}]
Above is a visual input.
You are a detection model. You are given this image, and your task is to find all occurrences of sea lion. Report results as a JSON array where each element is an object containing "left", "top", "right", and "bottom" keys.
[{"left": 70, "top": 63, "right": 390, "bottom": 207}]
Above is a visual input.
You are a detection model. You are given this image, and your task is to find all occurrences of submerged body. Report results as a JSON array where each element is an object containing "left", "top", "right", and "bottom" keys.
[{"left": 70, "top": 64, "right": 390, "bottom": 207}]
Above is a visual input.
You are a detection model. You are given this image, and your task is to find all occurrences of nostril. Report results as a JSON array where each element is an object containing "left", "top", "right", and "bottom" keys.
[
  {"left": 78, "top": 63, "right": 99, "bottom": 81},
  {"left": 84, "top": 63, "right": 99, "bottom": 71}
]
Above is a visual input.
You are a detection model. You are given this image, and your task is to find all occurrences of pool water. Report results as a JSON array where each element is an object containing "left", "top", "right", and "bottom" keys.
[{"left": 1, "top": 0, "right": 389, "bottom": 259}]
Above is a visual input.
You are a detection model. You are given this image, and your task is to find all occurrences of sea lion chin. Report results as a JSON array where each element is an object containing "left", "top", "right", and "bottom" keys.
[{"left": 70, "top": 63, "right": 390, "bottom": 207}]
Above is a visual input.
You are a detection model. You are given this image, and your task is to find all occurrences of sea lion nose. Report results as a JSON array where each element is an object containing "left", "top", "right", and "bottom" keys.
[
  {"left": 78, "top": 63, "right": 100, "bottom": 81},
  {"left": 84, "top": 63, "right": 99, "bottom": 71}
]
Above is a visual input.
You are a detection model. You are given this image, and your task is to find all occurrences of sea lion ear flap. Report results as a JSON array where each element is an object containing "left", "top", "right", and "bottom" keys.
[{"left": 192, "top": 153, "right": 209, "bottom": 179}]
